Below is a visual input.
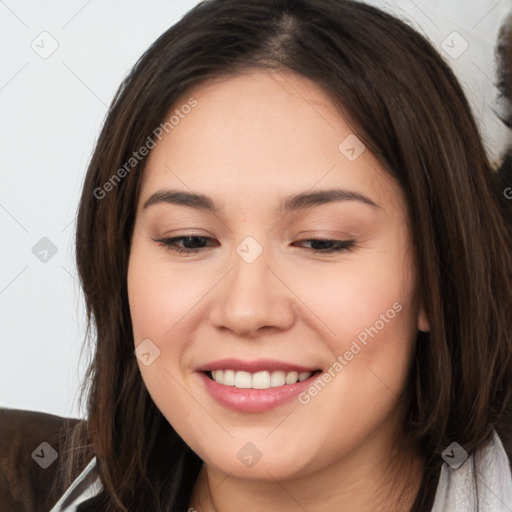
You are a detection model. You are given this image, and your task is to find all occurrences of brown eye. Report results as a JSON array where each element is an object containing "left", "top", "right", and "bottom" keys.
[
  {"left": 152, "top": 236, "right": 218, "bottom": 254},
  {"left": 294, "top": 239, "right": 356, "bottom": 253}
]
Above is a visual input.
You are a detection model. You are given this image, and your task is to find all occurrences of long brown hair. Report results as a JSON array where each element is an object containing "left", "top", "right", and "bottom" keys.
[{"left": 52, "top": 1, "right": 512, "bottom": 510}]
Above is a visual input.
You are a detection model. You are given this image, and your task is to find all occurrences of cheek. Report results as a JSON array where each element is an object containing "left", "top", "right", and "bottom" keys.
[
  {"left": 290, "top": 240, "right": 418, "bottom": 407},
  {"left": 127, "top": 241, "right": 199, "bottom": 343},
  {"left": 291, "top": 253, "right": 416, "bottom": 349},
  {"left": 127, "top": 244, "right": 201, "bottom": 432},
  {"left": 290, "top": 272, "right": 417, "bottom": 473}
]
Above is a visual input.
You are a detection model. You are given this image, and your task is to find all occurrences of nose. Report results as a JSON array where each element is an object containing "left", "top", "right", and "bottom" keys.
[{"left": 208, "top": 244, "right": 296, "bottom": 338}]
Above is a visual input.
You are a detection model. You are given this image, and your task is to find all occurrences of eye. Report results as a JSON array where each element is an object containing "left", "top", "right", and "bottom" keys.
[
  {"left": 293, "top": 239, "right": 357, "bottom": 253},
  {"left": 153, "top": 235, "right": 356, "bottom": 255},
  {"left": 152, "top": 236, "right": 218, "bottom": 255}
]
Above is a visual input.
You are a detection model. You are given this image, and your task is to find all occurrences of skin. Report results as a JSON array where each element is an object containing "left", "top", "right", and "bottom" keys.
[{"left": 127, "top": 69, "right": 430, "bottom": 511}]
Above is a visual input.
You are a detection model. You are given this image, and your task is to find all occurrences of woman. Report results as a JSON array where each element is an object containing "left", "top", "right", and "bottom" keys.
[{"left": 49, "top": 0, "right": 512, "bottom": 510}]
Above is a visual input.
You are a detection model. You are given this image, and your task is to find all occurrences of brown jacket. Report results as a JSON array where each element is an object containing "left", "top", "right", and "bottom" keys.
[{"left": 0, "top": 408, "right": 82, "bottom": 512}]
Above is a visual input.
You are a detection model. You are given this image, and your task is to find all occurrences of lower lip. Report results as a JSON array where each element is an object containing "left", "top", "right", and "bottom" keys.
[{"left": 197, "top": 371, "right": 320, "bottom": 413}]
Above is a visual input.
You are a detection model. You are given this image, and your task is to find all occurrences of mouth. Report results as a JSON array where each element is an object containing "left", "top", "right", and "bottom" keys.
[
  {"left": 195, "top": 359, "right": 323, "bottom": 412},
  {"left": 203, "top": 369, "right": 322, "bottom": 389}
]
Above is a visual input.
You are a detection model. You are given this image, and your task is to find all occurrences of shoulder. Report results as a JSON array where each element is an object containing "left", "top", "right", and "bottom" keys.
[{"left": 0, "top": 407, "right": 82, "bottom": 512}]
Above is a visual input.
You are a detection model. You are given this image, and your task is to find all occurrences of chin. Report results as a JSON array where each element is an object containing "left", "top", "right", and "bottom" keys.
[{"left": 198, "top": 442, "right": 317, "bottom": 481}]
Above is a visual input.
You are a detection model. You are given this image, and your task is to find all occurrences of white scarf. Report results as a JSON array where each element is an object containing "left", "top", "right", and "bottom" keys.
[{"left": 432, "top": 429, "right": 512, "bottom": 511}]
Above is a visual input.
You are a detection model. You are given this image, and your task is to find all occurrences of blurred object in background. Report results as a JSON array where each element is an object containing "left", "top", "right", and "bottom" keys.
[
  {"left": 361, "top": 0, "right": 512, "bottom": 169},
  {"left": 496, "top": 12, "right": 512, "bottom": 225}
]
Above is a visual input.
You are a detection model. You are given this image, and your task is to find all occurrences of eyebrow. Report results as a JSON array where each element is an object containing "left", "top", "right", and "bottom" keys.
[{"left": 142, "top": 188, "right": 380, "bottom": 213}]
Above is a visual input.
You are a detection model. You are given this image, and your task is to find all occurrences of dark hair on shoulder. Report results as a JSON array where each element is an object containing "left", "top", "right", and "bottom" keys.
[{"left": 51, "top": 1, "right": 512, "bottom": 510}]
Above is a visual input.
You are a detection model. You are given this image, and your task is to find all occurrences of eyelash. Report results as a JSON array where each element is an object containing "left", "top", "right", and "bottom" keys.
[{"left": 152, "top": 236, "right": 357, "bottom": 255}]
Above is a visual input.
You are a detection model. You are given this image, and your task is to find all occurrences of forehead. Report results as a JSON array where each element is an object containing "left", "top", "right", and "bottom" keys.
[{"left": 139, "top": 69, "right": 401, "bottom": 214}]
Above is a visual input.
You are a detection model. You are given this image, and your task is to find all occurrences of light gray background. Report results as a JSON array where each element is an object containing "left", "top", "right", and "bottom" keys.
[{"left": 1, "top": 0, "right": 510, "bottom": 420}]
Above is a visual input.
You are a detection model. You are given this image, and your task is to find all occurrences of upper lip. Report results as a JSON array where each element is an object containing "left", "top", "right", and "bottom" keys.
[{"left": 196, "top": 358, "right": 320, "bottom": 373}]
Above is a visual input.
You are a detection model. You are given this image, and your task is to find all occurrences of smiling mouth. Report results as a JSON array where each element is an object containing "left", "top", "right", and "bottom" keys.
[{"left": 204, "top": 369, "right": 322, "bottom": 389}]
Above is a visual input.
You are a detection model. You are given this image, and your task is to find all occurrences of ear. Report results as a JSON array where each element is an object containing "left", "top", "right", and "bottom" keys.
[{"left": 417, "top": 301, "right": 430, "bottom": 332}]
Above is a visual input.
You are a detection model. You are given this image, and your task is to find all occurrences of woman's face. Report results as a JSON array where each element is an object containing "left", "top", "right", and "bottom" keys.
[{"left": 127, "top": 69, "right": 429, "bottom": 481}]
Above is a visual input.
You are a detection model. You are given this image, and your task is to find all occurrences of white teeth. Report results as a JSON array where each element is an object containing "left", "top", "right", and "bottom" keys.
[
  {"left": 270, "top": 371, "right": 286, "bottom": 387},
  {"left": 223, "top": 369, "right": 235, "bottom": 386},
  {"left": 285, "top": 371, "right": 298, "bottom": 385},
  {"left": 252, "top": 371, "right": 270, "bottom": 389},
  {"left": 234, "top": 371, "right": 252, "bottom": 388},
  {"left": 210, "top": 369, "right": 313, "bottom": 388}
]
